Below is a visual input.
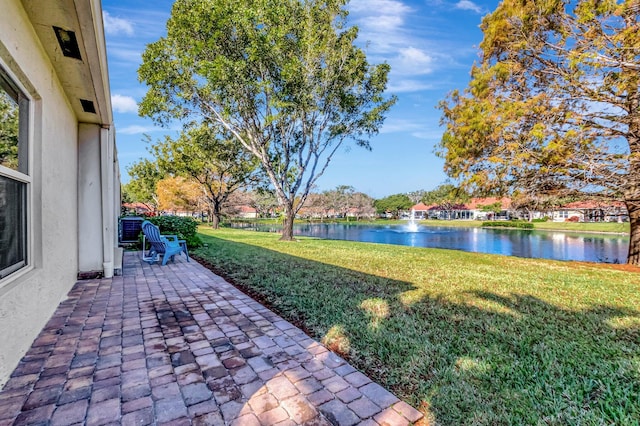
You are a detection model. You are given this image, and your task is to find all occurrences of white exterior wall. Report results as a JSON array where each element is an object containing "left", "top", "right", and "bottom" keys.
[
  {"left": 0, "top": 1, "right": 80, "bottom": 385},
  {"left": 0, "top": 0, "right": 120, "bottom": 386},
  {"left": 552, "top": 210, "right": 583, "bottom": 222}
]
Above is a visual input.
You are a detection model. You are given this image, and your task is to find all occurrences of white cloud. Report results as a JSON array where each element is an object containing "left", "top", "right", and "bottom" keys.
[
  {"left": 411, "top": 130, "right": 443, "bottom": 140},
  {"left": 349, "top": 0, "right": 412, "bottom": 15},
  {"left": 107, "top": 44, "right": 143, "bottom": 63},
  {"left": 349, "top": 0, "right": 414, "bottom": 54},
  {"left": 400, "top": 47, "right": 432, "bottom": 64},
  {"left": 118, "top": 125, "right": 159, "bottom": 135},
  {"left": 381, "top": 118, "right": 426, "bottom": 133},
  {"left": 348, "top": 1, "right": 439, "bottom": 92},
  {"left": 360, "top": 15, "right": 404, "bottom": 33},
  {"left": 395, "top": 47, "right": 434, "bottom": 75},
  {"left": 387, "top": 79, "right": 433, "bottom": 93},
  {"left": 455, "top": 0, "right": 483, "bottom": 14},
  {"left": 379, "top": 119, "right": 442, "bottom": 140},
  {"left": 103, "top": 11, "right": 134, "bottom": 36},
  {"left": 111, "top": 94, "right": 138, "bottom": 114}
]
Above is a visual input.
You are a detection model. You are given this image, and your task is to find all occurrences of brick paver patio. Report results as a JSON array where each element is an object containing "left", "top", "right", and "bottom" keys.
[{"left": 0, "top": 252, "right": 423, "bottom": 425}]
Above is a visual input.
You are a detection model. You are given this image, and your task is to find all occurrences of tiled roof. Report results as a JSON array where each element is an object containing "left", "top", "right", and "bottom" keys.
[
  {"left": 237, "top": 205, "right": 257, "bottom": 213},
  {"left": 559, "top": 200, "right": 626, "bottom": 209},
  {"left": 410, "top": 202, "right": 430, "bottom": 211},
  {"left": 466, "top": 197, "right": 511, "bottom": 210},
  {"left": 413, "top": 197, "right": 626, "bottom": 212},
  {"left": 122, "top": 202, "right": 152, "bottom": 212}
]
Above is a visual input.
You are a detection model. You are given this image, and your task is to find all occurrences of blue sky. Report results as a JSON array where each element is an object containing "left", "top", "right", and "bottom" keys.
[{"left": 102, "top": 0, "right": 498, "bottom": 199}]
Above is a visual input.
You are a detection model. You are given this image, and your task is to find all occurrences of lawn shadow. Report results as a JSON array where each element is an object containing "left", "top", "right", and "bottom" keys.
[{"left": 193, "top": 231, "right": 640, "bottom": 425}]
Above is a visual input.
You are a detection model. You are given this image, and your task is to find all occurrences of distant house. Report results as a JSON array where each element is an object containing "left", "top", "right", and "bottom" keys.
[
  {"left": 122, "top": 202, "right": 154, "bottom": 216},
  {"left": 235, "top": 205, "right": 258, "bottom": 219},
  {"left": 412, "top": 197, "right": 512, "bottom": 220},
  {"left": 411, "top": 197, "right": 628, "bottom": 223},
  {"left": 172, "top": 210, "right": 200, "bottom": 218},
  {"left": 1, "top": 0, "right": 120, "bottom": 385},
  {"left": 551, "top": 200, "right": 628, "bottom": 222},
  {"left": 466, "top": 197, "right": 512, "bottom": 220},
  {"left": 410, "top": 202, "right": 430, "bottom": 219}
]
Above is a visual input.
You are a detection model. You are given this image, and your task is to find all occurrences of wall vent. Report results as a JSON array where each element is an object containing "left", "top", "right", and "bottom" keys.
[
  {"left": 53, "top": 27, "right": 82, "bottom": 60},
  {"left": 80, "top": 99, "right": 96, "bottom": 114}
]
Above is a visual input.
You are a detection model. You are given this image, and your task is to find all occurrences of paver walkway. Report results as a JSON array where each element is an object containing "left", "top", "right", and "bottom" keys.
[{"left": 0, "top": 252, "right": 423, "bottom": 425}]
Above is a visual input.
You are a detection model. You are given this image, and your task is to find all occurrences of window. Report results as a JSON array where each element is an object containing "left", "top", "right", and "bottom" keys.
[{"left": 0, "top": 67, "right": 29, "bottom": 279}]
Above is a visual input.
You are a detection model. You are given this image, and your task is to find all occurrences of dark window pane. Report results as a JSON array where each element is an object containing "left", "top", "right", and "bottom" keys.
[{"left": 0, "top": 176, "right": 26, "bottom": 278}]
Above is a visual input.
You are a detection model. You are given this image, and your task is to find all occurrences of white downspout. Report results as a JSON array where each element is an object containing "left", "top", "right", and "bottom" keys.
[{"left": 100, "top": 126, "right": 114, "bottom": 278}]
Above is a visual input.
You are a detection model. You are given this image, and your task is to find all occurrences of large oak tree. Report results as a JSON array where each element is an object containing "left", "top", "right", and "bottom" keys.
[
  {"left": 138, "top": 0, "right": 395, "bottom": 240},
  {"left": 439, "top": 0, "right": 640, "bottom": 264}
]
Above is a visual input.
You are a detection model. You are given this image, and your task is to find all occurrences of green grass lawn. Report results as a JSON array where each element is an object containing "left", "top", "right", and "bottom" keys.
[
  {"left": 193, "top": 228, "right": 640, "bottom": 425},
  {"left": 531, "top": 221, "right": 630, "bottom": 234}
]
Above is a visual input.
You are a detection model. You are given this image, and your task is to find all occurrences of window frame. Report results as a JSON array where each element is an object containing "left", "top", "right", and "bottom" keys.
[{"left": 0, "top": 61, "right": 31, "bottom": 283}]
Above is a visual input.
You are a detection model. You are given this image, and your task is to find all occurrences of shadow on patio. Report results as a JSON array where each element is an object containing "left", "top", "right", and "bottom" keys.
[{"left": 0, "top": 252, "right": 423, "bottom": 425}]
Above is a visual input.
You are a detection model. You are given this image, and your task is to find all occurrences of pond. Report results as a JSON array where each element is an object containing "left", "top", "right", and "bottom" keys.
[{"left": 232, "top": 222, "right": 630, "bottom": 263}]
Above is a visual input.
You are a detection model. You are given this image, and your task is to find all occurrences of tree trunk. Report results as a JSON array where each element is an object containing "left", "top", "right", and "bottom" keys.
[
  {"left": 212, "top": 203, "right": 221, "bottom": 229},
  {"left": 280, "top": 202, "right": 295, "bottom": 241},
  {"left": 626, "top": 201, "right": 640, "bottom": 265}
]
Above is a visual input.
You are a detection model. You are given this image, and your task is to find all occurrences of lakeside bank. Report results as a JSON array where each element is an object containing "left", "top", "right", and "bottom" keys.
[{"left": 227, "top": 218, "right": 630, "bottom": 235}]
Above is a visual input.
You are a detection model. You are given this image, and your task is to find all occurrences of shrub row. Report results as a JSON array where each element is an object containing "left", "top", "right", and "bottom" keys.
[
  {"left": 147, "top": 216, "right": 203, "bottom": 248},
  {"left": 481, "top": 221, "right": 534, "bottom": 229},
  {"left": 532, "top": 217, "right": 550, "bottom": 223}
]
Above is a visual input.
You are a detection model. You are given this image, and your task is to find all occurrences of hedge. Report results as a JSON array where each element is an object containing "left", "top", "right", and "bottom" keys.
[
  {"left": 148, "top": 216, "right": 203, "bottom": 248},
  {"left": 481, "top": 221, "right": 534, "bottom": 229}
]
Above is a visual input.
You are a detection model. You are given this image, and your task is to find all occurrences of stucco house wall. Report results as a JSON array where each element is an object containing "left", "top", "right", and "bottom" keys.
[
  {"left": 0, "top": 0, "right": 119, "bottom": 385},
  {"left": 552, "top": 210, "right": 582, "bottom": 222}
]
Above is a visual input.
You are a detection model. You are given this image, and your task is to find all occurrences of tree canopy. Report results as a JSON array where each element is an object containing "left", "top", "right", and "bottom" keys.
[
  {"left": 422, "top": 184, "right": 469, "bottom": 206},
  {"left": 156, "top": 176, "right": 204, "bottom": 213},
  {"left": 348, "top": 191, "right": 375, "bottom": 220},
  {"left": 249, "top": 188, "right": 279, "bottom": 218},
  {"left": 374, "top": 193, "right": 412, "bottom": 218},
  {"left": 303, "top": 186, "right": 374, "bottom": 220},
  {"left": 420, "top": 184, "right": 470, "bottom": 220},
  {"left": 138, "top": 0, "right": 395, "bottom": 240},
  {"left": 407, "top": 190, "right": 428, "bottom": 204},
  {"left": 125, "top": 158, "right": 164, "bottom": 211},
  {"left": 323, "top": 185, "right": 355, "bottom": 218},
  {"left": 152, "top": 124, "right": 260, "bottom": 227},
  {"left": 438, "top": 0, "right": 640, "bottom": 264}
]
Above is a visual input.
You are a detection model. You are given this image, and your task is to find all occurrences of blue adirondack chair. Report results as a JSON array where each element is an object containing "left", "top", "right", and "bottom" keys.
[{"left": 141, "top": 220, "right": 189, "bottom": 265}]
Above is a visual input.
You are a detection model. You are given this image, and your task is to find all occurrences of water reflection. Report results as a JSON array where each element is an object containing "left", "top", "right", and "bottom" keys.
[{"left": 232, "top": 223, "right": 629, "bottom": 263}]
